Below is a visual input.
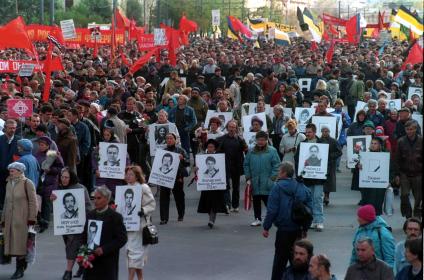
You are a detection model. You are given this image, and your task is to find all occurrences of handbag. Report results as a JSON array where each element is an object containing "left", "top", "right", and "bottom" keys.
[
  {"left": 142, "top": 217, "right": 158, "bottom": 246},
  {"left": 244, "top": 182, "right": 252, "bottom": 211}
]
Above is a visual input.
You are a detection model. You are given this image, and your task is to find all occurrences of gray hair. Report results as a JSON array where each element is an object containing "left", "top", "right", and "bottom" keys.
[
  {"left": 279, "top": 161, "right": 295, "bottom": 178},
  {"left": 367, "top": 99, "right": 378, "bottom": 107},
  {"left": 95, "top": 186, "right": 112, "bottom": 202},
  {"left": 377, "top": 98, "right": 387, "bottom": 105},
  {"left": 273, "top": 104, "right": 284, "bottom": 113},
  {"left": 158, "top": 109, "right": 168, "bottom": 117},
  {"left": 356, "top": 237, "right": 374, "bottom": 248}
]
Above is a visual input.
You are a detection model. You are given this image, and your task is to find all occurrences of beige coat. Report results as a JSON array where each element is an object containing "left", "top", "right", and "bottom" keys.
[
  {"left": 1, "top": 175, "right": 37, "bottom": 256},
  {"left": 140, "top": 183, "right": 156, "bottom": 229}
]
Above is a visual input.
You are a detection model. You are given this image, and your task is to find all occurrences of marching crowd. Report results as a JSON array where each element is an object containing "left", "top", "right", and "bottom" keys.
[{"left": 0, "top": 35, "right": 422, "bottom": 280}]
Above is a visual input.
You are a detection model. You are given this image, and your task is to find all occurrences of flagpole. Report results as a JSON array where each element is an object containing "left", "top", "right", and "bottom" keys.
[{"left": 42, "top": 42, "right": 53, "bottom": 103}]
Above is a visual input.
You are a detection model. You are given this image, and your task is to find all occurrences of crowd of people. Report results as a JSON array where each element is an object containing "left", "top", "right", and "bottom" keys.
[{"left": 0, "top": 33, "right": 422, "bottom": 280}]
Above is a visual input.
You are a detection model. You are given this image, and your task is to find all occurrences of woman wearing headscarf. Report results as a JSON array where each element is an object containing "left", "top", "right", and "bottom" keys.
[
  {"left": 50, "top": 167, "right": 92, "bottom": 280},
  {"left": 1, "top": 162, "right": 37, "bottom": 279},
  {"left": 34, "top": 136, "right": 64, "bottom": 233},
  {"left": 121, "top": 165, "right": 155, "bottom": 280},
  {"left": 196, "top": 139, "right": 227, "bottom": 228}
]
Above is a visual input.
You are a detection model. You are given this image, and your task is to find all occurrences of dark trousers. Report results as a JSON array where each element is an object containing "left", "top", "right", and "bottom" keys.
[
  {"left": 40, "top": 195, "right": 52, "bottom": 226},
  {"left": 347, "top": 104, "right": 356, "bottom": 120},
  {"left": 253, "top": 195, "right": 268, "bottom": 220},
  {"left": 177, "top": 127, "right": 190, "bottom": 157},
  {"left": 77, "top": 154, "right": 92, "bottom": 193},
  {"left": 128, "top": 142, "right": 151, "bottom": 180},
  {"left": 159, "top": 179, "right": 185, "bottom": 221},
  {"left": 271, "top": 134, "right": 283, "bottom": 160},
  {"left": 189, "top": 132, "right": 199, "bottom": 164},
  {"left": 362, "top": 188, "right": 386, "bottom": 216},
  {"left": 0, "top": 173, "right": 7, "bottom": 209},
  {"left": 271, "top": 230, "right": 303, "bottom": 280},
  {"left": 224, "top": 172, "right": 241, "bottom": 208},
  {"left": 400, "top": 174, "right": 422, "bottom": 218}
]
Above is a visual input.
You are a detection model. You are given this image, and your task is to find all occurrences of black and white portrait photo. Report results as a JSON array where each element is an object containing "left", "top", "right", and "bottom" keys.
[
  {"left": 148, "top": 149, "right": 180, "bottom": 188},
  {"left": 53, "top": 189, "right": 86, "bottom": 235},
  {"left": 297, "top": 142, "right": 329, "bottom": 179},
  {"left": 87, "top": 220, "right": 103, "bottom": 250},
  {"left": 408, "top": 86, "right": 423, "bottom": 100},
  {"left": 99, "top": 142, "right": 127, "bottom": 179},
  {"left": 203, "top": 110, "right": 233, "bottom": 130},
  {"left": 61, "top": 192, "right": 79, "bottom": 219},
  {"left": 242, "top": 112, "right": 268, "bottom": 133},
  {"left": 312, "top": 116, "right": 337, "bottom": 139},
  {"left": 148, "top": 123, "right": 179, "bottom": 155},
  {"left": 295, "top": 107, "right": 315, "bottom": 132},
  {"left": 196, "top": 154, "right": 226, "bottom": 191},
  {"left": 115, "top": 185, "right": 142, "bottom": 231},
  {"left": 346, "top": 135, "right": 372, "bottom": 168}
]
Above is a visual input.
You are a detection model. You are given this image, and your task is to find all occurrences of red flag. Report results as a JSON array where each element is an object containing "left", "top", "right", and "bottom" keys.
[
  {"left": 1, "top": 75, "right": 10, "bottom": 91},
  {"left": 15, "top": 76, "right": 22, "bottom": 92},
  {"left": 311, "top": 41, "right": 318, "bottom": 52},
  {"left": 114, "top": 9, "right": 130, "bottom": 29},
  {"left": 120, "top": 51, "right": 130, "bottom": 67},
  {"left": 42, "top": 42, "right": 53, "bottom": 102},
  {"left": 346, "top": 14, "right": 360, "bottom": 44},
  {"left": 129, "top": 48, "right": 157, "bottom": 74},
  {"left": 402, "top": 40, "right": 423, "bottom": 70},
  {"left": 0, "top": 17, "right": 34, "bottom": 53},
  {"left": 179, "top": 16, "right": 198, "bottom": 33},
  {"left": 326, "top": 41, "right": 335, "bottom": 64},
  {"left": 50, "top": 56, "right": 64, "bottom": 72}
]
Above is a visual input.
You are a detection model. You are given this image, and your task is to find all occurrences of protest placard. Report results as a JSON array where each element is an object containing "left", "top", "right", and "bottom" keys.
[
  {"left": 359, "top": 152, "right": 390, "bottom": 188},
  {"left": 196, "top": 154, "right": 226, "bottom": 191},
  {"left": 98, "top": 142, "right": 127, "bottom": 179},
  {"left": 52, "top": 189, "right": 86, "bottom": 235},
  {"left": 115, "top": 185, "right": 142, "bottom": 231},
  {"left": 148, "top": 149, "right": 180, "bottom": 188}
]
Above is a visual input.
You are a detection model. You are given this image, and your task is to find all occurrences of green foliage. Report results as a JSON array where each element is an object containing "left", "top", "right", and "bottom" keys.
[
  {"left": 126, "top": 0, "right": 144, "bottom": 25},
  {"left": 55, "top": 0, "right": 112, "bottom": 27}
]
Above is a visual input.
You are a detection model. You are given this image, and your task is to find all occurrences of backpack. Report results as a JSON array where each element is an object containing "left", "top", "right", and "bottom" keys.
[{"left": 291, "top": 181, "right": 313, "bottom": 230}]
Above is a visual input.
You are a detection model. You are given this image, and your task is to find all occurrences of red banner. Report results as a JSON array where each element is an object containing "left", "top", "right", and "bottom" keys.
[
  {"left": 138, "top": 34, "right": 155, "bottom": 50},
  {"left": 7, "top": 99, "right": 33, "bottom": 118},
  {"left": 26, "top": 25, "right": 125, "bottom": 46},
  {"left": 0, "top": 60, "right": 42, "bottom": 73},
  {"left": 321, "top": 13, "right": 347, "bottom": 26}
]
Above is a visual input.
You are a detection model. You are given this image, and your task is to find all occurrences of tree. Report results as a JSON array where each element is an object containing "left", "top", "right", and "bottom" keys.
[{"left": 126, "top": 0, "right": 144, "bottom": 25}]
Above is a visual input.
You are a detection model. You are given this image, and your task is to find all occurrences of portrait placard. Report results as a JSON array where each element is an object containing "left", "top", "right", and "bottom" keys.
[
  {"left": 98, "top": 142, "right": 127, "bottom": 179},
  {"left": 297, "top": 142, "right": 329, "bottom": 179},
  {"left": 346, "top": 135, "right": 372, "bottom": 168},
  {"left": 148, "top": 123, "right": 179, "bottom": 155},
  {"left": 359, "top": 152, "right": 390, "bottom": 188},
  {"left": 387, "top": 99, "right": 401, "bottom": 111},
  {"left": 212, "top": 9, "right": 221, "bottom": 26},
  {"left": 52, "top": 189, "right": 86, "bottom": 236},
  {"left": 353, "top": 101, "right": 367, "bottom": 122},
  {"left": 242, "top": 112, "right": 268, "bottom": 132},
  {"left": 87, "top": 220, "right": 103, "bottom": 250},
  {"left": 248, "top": 103, "right": 271, "bottom": 115},
  {"left": 203, "top": 110, "right": 233, "bottom": 131},
  {"left": 148, "top": 149, "right": 180, "bottom": 188},
  {"left": 408, "top": 86, "right": 423, "bottom": 100},
  {"left": 196, "top": 154, "right": 226, "bottom": 191},
  {"left": 312, "top": 116, "right": 337, "bottom": 139},
  {"left": 411, "top": 114, "right": 423, "bottom": 134},
  {"left": 295, "top": 107, "right": 315, "bottom": 133},
  {"left": 330, "top": 113, "right": 343, "bottom": 140},
  {"left": 115, "top": 185, "right": 142, "bottom": 231}
]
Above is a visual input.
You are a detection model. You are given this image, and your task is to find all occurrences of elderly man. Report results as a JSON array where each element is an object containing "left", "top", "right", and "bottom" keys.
[
  {"left": 366, "top": 99, "right": 385, "bottom": 128},
  {"left": 345, "top": 238, "right": 394, "bottom": 280}
]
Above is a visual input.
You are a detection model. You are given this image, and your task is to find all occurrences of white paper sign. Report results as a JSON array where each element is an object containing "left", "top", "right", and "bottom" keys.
[
  {"left": 154, "top": 28, "right": 167, "bottom": 46},
  {"left": 212, "top": 10, "right": 221, "bottom": 26},
  {"left": 242, "top": 112, "right": 268, "bottom": 132},
  {"left": 60, "top": 19, "right": 77, "bottom": 40},
  {"left": 408, "top": 87, "right": 423, "bottom": 100},
  {"left": 312, "top": 116, "right": 337, "bottom": 139},
  {"left": 203, "top": 110, "right": 233, "bottom": 130},
  {"left": 411, "top": 114, "right": 423, "bottom": 134},
  {"left": 331, "top": 113, "right": 343, "bottom": 140},
  {"left": 148, "top": 149, "right": 180, "bottom": 188},
  {"left": 297, "top": 142, "right": 329, "bottom": 179},
  {"left": 248, "top": 103, "right": 271, "bottom": 115},
  {"left": 387, "top": 99, "right": 402, "bottom": 111},
  {"left": 298, "top": 78, "right": 312, "bottom": 92},
  {"left": 18, "top": 64, "right": 35, "bottom": 77},
  {"left": 98, "top": 142, "right": 127, "bottom": 179},
  {"left": 87, "top": 220, "right": 103, "bottom": 249},
  {"left": 53, "top": 189, "right": 86, "bottom": 236},
  {"left": 346, "top": 135, "right": 372, "bottom": 168},
  {"left": 353, "top": 101, "right": 367, "bottom": 122},
  {"left": 359, "top": 152, "right": 390, "bottom": 188},
  {"left": 148, "top": 123, "right": 179, "bottom": 155},
  {"left": 115, "top": 185, "right": 142, "bottom": 231},
  {"left": 196, "top": 154, "right": 226, "bottom": 191},
  {"left": 295, "top": 107, "right": 315, "bottom": 133}
]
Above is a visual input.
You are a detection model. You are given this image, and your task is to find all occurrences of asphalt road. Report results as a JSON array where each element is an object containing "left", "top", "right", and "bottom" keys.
[{"left": 0, "top": 154, "right": 405, "bottom": 280}]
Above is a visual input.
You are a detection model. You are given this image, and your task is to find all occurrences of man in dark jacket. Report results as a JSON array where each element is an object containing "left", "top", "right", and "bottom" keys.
[
  {"left": 282, "top": 239, "right": 314, "bottom": 280},
  {"left": 209, "top": 67, "right": 226, "bottom": 94},
  {"left": 394, "top": 107, "right": 422, "bottom": 139},
  {"left": 240, "top": 73, "right": 261, "bottom": 104},
  {"left": 263, "top": 162, "right": 312, "bottom": 280},
  {"left": 345, "top": 238, "right": 394, "bottom": 280},
  {"left": 395, "top": 120, "right": 422, "bottom": 218}
]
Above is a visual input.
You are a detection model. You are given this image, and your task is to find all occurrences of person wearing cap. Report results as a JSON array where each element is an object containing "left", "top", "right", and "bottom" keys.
[
  {"left": 56, "top": 118, "right": 79, "bottom": 174},
  {"left": 366, "top": 99, "right": 385, "bottom": 128},
  {"left": 190, "top": 75, "right": 208, "bottom": 93},
  {"left": 34, "top": 136, "right": 64, "bottom": 232},
  {"left": 31, "top": 124, "right": 58, "bottom": 154},
  {"left": 196, "top": 139, "right": 227, "bottom": 228},
  {"left": 244, "top": 131, "right": 280, "bottom": 226},
  {"left": 1, "top": 162, "right": 38, "bottom": 279},
  {"left": 16, "top": 139, "right": 40, "bottom": 190},
  {"left": 394, "top": 120, "right": 423, "bottom": 219},
  {"left": 186, "top": 60, "right": 202, "bottom": 87},
  {"left": 241, "top": 73, "right": 262, "bottom": 104},
  {"left": 394, "top": 107, "right": 422, "bottom": 139},
  {"left": 209, "top": 67, "right": 226, "bottom": 94},
  {"left": 349, "top": 204, "right": 395, "bottom": 268}
]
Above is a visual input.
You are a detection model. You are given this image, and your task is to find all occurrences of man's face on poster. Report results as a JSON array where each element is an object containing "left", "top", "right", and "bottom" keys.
[
  {"left": 309, "top": 146, "right": 319, "bottom": 159},
  {"left": 107, "top": 147, "right": 119, "bottom": 162},
  {"left": 300, "top": 111, "right": 309, "bottom": 122},
  {"left": 64, "top": 195, "right": 75, "bottom": 212},
  {"left": 206, "top": 159, "right": 215, "bottom": 171},
  {"left": 125, "top": 193, "right": 133, "bottom": 208},
  {"left": 162, "top": 155, "right": 172, "bottom": 170}
]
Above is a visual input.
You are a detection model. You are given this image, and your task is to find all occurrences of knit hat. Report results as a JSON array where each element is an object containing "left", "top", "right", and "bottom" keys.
[
  {"left": 37, "top": 136, "right": 52, "bottom": 146},
  {"left": 363, "top": 120, "right": 375, "bottom": 129},
  {"left": 90, "top": 103, "right": 101, "bottom": 112},
  {"left": 375, "top": 126, "right": 385, "bottom": 136},
  {"left": 8, "top": 162, "right": 26, "bottom": 173},
  {"left": 357, "top": 204, "right": 376, "bottom": 223},
  {"left": 17, "top": 139, "right": 33, "bottom": 152}
]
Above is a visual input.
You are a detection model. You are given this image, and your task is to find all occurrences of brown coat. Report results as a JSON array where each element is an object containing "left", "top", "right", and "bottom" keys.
[
  {"left": 56, "top": 127, "right": 79, "bottom": 173},
  {"left": 1, "top": 175, "right": 37, "bottom": 256}
]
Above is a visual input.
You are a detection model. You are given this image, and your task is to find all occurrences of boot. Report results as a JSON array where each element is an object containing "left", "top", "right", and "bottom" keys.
[
  {"left": 10, "top": 258, "right": 25, "bottom": 279},
  {"left": 62, "top": 270, "right": 72, "bottom": 280},
  {"left": 73, "top": 265, "right": 84, "bottom": 278}
]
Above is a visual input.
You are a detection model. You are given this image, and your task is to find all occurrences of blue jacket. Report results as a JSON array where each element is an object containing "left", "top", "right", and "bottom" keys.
[
  {"left": 332, "top": 109, "right": 351, "bottom": 147},
  {"left": 282, "top": 267, "right": 313, "bottom": 280},
  {"left": 394, "top": 240, "right": 408, "bottom": 274},
  {"left": 17, "top": 139, "right": 40, "bottom": 189},
  {"left": 350, "top": 216, "right": 396, "bottom": 268},
  {"left": 72, "top": 121, "right": 91, "bottom": 156},
  {"left": 366, "top": 111, "right": 385, "bottom": 128},
  {"left": 263, "top": 178, "right": 312, "bottom": 231},
  {"left": 168, "top": 105, "right": 197, "bottom": 133},
  {"left": 243, "top": 145, "right": 280, "bottom": 195},
  {"left": 395, "top": 265, "right": 422, "bottom": 280}
]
